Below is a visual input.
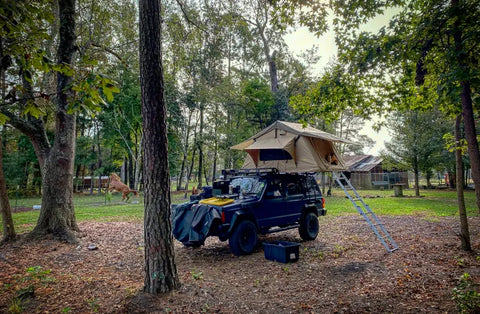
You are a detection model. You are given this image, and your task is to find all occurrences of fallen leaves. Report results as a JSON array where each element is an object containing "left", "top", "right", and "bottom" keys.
[{"left": 0, "top": 217, "right": 479, "bottom": 312}]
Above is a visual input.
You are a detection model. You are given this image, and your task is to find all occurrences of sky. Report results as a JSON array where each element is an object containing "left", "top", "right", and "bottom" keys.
[{"left": 284, "top": 9, "right": 399, "bottom": 155}]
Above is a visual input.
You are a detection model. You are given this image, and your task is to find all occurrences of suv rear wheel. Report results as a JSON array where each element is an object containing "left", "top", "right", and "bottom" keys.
[
  {"left": 229, "top": 220, "right": 257, "bottom": 256},
  {"left": 299, "top": 212, "right": 319, "bottom": 241}
]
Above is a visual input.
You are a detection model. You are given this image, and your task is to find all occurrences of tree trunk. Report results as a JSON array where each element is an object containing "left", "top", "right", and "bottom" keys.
[
  {"left": 212, "top": 144, "right": 217, "bottom": 182},
  {"left": 1, "top": 53, "right": 19, "bottom": 240},
  {"left": 452, "top": 0, "right": 480, "bottom": 213},
  {"left": 96, "top": 122, "right": 102, "bottom": 194},
  {"left": 459, "top": 81, "right": 480, "bottom": 212},
  {"left": 177, "top": 110, "right": 192, "bottom": 190},
  {"left": 121, "top": 157, "right": 127, "bottom": 182},
  {"left": 75, "top": 164, "right": 81, "bottom": 192},
  {"left": 268, "top": 55, "right": 279, "bottom": 93},
  {"left": 177, "top": 151, "right": 187, "bottom": 191},
  {"left": 30, "top": 0, "right": 78, "bottom": 242},
  {"left": 455, "top": 115, "right": 471, "bottom": 251},
  {"left": 197, "top": 143, "right": 203, "bottom": 189},
  {"left": 0, "top": 132, "right": 16, "bottom": 242},
  {"left": 212, "top": 106, "right": 218, "bottom": 181},
  {"left": 204, "top": 166, "right": 209, "bottom": 186},
  {"left": 224, "top": 109, "right": 232, "bottom": 169},
  {"left": 89, "top": 162, "right": 95, "bottom": 195},
  {"left": 184, "top": 147, "right": 196, "bottom": 199},
  {"left": 413, "top": 157, "right": 420, "bottom": 197},
  {"left": 197, "top": 105, "right": 204, "bottom": 189},
  {"left": 426, "top": 171, "right": 432, "bottom": 188},
  {"left": 128, "top": 154, "right": 134, "bottom": 189},
  {"left": 448, "top": 171, "right": 455, "bottom": 189},
  {"left": 139, "top": 0, "right": 180, "bottom": 294},
  {"left": 322, "top": 172, "right": 326, "bottom": 195}
]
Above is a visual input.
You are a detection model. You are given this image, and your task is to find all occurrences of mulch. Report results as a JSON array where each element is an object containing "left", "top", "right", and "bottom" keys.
[{"left": 1, "top": 215, "right": 479, "bottom": 313}]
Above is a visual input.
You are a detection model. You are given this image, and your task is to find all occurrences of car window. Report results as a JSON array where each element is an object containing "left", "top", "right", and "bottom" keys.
[
  {"left": 265, "top": 179, "right": 284, "bottom": 199},
  {"left": 286, "top": 182, "right": 301, "bottom": 196},
  {"left": 230, "top": 177, "right": 265, "bottom": 197},
  {"left": 306, "top": 176, "right": 321, "bottom": 195}
]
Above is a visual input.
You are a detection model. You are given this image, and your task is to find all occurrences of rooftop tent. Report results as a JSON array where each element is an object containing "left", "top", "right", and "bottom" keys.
[{"left": 231, "top": 120, "right": 350, "bottom": 172}]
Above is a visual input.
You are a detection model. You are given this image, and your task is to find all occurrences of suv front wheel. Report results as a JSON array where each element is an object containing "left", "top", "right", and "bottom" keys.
[
  {"left": 229, "top": 220, "right": 257, "bottom": 256},
  {"left": 299, "top": 212, "right": 319, "bottom": 241}
]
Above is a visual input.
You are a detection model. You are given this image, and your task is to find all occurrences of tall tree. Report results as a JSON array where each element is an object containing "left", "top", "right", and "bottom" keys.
[
  {"left": 29, "top": 0, "right": 79, "bottom": 241},
  {"left": 0, "top": 131, "right": 15, "bottom": 242},
  {"left": 139, "top": 0, "right": 180, "bottom": 293},
  {"left": 384, "top": 109, "right": 451, "bottom": 196},
  {"left": 450, "top": 0, "right": 480, "bottom": 213},
  {"left": 238, "top": 0, "right": 290, "bottom": 121},
  {"left": 329, "top": 0, "right": 480, "bottom": 210},
  {"left": 280, "top": 0, "right": 480, "bottom": 213},
  {"left": 1, "top": 0, "right": 119, "bottom": 241},
  {"left": 454, "top": 115, "right": 471, "bottom": 251}
]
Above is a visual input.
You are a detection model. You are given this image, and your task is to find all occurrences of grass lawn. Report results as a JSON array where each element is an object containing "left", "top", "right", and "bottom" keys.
[
  {"left": 326, "top": 188, "right": 478, "bottom": 217},
  {"left": 1, "top": 188, "right": 476, "bottom": 234}
]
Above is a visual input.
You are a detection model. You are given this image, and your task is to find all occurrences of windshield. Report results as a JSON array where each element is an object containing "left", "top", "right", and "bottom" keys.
[{"left": 229, "top": 177, "right": 266, "bottom": 197}]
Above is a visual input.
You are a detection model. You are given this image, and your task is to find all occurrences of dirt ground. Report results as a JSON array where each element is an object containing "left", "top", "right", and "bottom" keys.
[{"left": 1, "top": 215, "right": 480, "bottom": 313}]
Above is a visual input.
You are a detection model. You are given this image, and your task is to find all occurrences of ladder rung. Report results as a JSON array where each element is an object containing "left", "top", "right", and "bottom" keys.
[
  {"left": 334, "top": 172, "right": 398, "bottom": 253},
  {"left": 361, "top": 211, "right": 375, "bottom": 215}
]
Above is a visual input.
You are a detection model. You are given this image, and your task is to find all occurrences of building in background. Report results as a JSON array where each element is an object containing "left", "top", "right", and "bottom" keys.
[{"left": 343, "top": 155, "right": 408, "bottom": 189}]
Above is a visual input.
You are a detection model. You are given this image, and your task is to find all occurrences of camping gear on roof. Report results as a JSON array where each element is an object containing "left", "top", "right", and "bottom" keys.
[{"left": 231, "top": 120, "right": 350, "bottom": 173}]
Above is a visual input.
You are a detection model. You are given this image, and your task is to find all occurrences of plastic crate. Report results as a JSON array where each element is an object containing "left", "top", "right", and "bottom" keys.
[{"left": 263, "top": 241, "right": 300, "bottom": 263}]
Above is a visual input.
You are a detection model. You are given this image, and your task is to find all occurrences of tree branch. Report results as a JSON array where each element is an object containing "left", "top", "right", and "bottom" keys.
[
  {"left": 175, "top": 0, "right": 208, "bottom": 33},
  {"left": 91, "top": 42, "right": 129, "bottom": 67},
  {"left": 0, "top": 92, "right": 55, "bottom": 108}
]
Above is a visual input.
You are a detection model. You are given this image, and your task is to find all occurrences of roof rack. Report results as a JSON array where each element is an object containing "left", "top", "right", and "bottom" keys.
[{"left": 221, "top": 168, "right": 279, "bottom": 178}]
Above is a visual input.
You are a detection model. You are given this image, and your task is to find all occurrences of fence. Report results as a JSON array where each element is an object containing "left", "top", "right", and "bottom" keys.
[
  {"left": 346, "top": 170, "right": 474, "bottom": 190},
  {"left": 347, "top": 172, "right": 409, "bottom": 189},
  {"left": 73, "top": 176, "right": 110, "bottom": 192}
]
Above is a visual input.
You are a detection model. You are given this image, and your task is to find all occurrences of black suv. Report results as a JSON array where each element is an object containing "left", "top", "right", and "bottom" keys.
[{"left": 172, "top": 168, "right": 326, "bottom": 256}]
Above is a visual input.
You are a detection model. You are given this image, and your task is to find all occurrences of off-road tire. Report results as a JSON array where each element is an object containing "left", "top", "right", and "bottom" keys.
[
  {"left": 299, "top": 212, "right": 319, "bottom": 241},
  {"left": 229, "top": 220, "right": 257, "bottom": 256}
]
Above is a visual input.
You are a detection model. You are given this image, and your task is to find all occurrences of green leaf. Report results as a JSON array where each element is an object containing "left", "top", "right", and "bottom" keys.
[
  {"left": 0, "top": 113, "right": 10, "bottom": 124},
  {"left": 103, "top": 88, "right": 114, "bottom": 102},
  {"left": 24, "top": 70, "right": 33, "bottom": 83},
  {"left": 52, "top": 63, "right": 75, "bottom": 76},
  {"left": 23, "top": 100, "right": 44, "bottom": 118}
]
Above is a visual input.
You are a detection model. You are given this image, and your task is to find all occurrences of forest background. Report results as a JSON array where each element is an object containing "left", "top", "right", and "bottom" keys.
[{"left": 1, "top": 0, "right": 473, "bottom": 199}]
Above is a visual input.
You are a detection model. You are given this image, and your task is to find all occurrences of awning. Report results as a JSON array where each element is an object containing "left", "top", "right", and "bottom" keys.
[{"left": 244, "top": 136, "right": 296, "bottom": 166}]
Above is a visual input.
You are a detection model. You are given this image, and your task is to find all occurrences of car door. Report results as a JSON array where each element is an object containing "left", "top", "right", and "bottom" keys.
[
  {"left": 257, "top": 176, "right": 304, "bottom": 229},
  {"left": 282, "top": 176, "right": 305, "bottom": 224},
  {"left": 256, "top": 178, "right": 287, "bottom": 229}
]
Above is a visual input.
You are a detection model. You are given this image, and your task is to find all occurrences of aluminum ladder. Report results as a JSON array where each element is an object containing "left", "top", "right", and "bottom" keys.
[{"left": 332, "top": 172, "right": 398, "bottom": 253}]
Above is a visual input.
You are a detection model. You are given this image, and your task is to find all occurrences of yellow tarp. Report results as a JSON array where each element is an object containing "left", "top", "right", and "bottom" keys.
[{"left": 199, "top": 197, "right": 234, "bottom": 206}]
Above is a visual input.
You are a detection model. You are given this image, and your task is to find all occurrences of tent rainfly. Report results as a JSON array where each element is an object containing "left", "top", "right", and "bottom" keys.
[{"left": 231, "top": 120, "right": 350, "bottom": 173}]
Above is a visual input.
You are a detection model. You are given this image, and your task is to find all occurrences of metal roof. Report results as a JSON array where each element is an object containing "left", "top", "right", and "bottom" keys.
[{"left": 343, "top": 155, "right": 383, "bottom": 172}]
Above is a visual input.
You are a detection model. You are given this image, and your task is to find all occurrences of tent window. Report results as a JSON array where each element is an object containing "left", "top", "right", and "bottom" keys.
[{"left": 260, "top": 149, "right": 293, "bottom": 161}]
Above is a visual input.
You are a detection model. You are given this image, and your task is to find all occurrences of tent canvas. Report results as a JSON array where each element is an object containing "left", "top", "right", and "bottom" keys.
[{"left": 231, "top": 120, "right": 350, "bottom": 172}]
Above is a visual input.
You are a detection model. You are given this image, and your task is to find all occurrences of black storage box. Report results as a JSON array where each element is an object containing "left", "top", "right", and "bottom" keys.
[{"left": 263, "top": 241, "right": 300, "bottom": 263}]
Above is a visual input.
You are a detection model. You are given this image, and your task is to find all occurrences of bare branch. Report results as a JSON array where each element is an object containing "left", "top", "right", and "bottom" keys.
[
  {"left": 91, "top": 43, "right": 129, "bottom": 67},
  {"left": 175, "top": 0, "right": 208, "bottom": 33},
  {"left": 0, "top": 92, "right": 55, "bottom": 108}
]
